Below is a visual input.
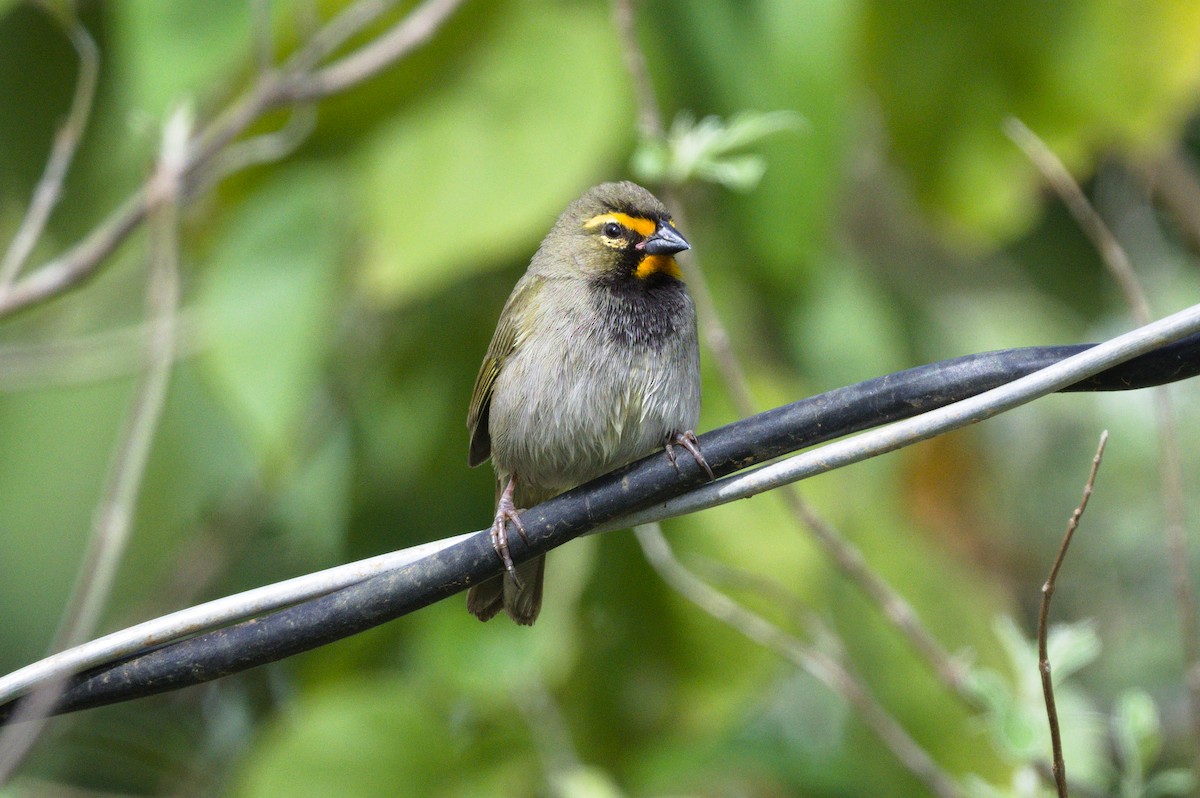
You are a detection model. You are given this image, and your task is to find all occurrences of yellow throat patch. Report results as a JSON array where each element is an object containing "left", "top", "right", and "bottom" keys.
[{"left": 635, "top": 254, "right": 682, "bottom": 280}]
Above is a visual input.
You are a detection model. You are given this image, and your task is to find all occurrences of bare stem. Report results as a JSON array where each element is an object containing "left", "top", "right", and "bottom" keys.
[
  {"left": 0, "top": 12, "right": 99, "bottom": 287},
  {"left": 1142, "top": 149, "right": 1200, "bottom": 257},
  {"left": 0, "top": 0, "right": 466, "bottom": 321},
  {"left": 1007, "top": 117, "right": 1200, "bottom": 763},
  {"left": 514, "top": 679, "right": 583, "bottom": 792},
  {"left": 0, "top": 312, "right": 203, "bottom": 391},
  {"left": 1037, "top": 430, "right": 1109, "bottom": 798},
  {"left": 0, "top": 108, "right": 187, "bottom": 785},
  {"left": 610, "top": 0, "right": 663, "bottom": 138},
  {"left": 1004, "top": 119, "right": 1151, "bottom": 322},
  {"left": 611, "top": 0, "right": 974, "bottom": 707},
  {"left": 282, "top": 0, "right": 467, "bottom": 102},
  {"left": 635, "top": 523, "right": 964, "bottom": 798},
  {"left": 781, "top": 489, "right": 972, "bottom": 697}
]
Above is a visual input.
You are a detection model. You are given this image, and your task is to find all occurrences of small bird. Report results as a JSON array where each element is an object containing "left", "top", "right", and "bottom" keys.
[{"left": 466, "top": 181, "right": 711, "bottom": 625}]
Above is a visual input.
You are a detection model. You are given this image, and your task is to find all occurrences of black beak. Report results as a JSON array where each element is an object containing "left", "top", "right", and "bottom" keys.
[{"left": 642, "top": 222, "right": 690, "bottom": 255}]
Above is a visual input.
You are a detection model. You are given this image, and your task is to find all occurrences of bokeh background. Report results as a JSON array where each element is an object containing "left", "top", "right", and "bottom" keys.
[{"left": 2, "top": 0, "right": 1200, "bottom": 795}]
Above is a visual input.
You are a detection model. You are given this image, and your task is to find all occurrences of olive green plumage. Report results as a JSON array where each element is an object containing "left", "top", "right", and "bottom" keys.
[{"left": 466, "top": 181, "right": 701, "bottom": 625}]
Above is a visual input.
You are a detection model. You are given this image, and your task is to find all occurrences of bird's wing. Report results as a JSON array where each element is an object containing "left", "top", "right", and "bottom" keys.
[{"left": 467, "top": 274, "right": 540, "bottom": 467}]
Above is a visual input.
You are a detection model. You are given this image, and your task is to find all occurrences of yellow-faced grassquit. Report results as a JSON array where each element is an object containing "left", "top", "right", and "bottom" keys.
[{"left": 466, "top": 181, "right": 710, "bottom": 625}]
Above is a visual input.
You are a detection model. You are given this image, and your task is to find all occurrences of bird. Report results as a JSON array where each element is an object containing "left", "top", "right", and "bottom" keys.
[{"left": 465, "top": 181, "right": 711, "bottom": 625}]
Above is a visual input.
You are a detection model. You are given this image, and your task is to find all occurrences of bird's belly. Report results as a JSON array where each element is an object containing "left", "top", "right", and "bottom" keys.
[{"left": 488, "top": 342, "right": 698, "bottom": 494}]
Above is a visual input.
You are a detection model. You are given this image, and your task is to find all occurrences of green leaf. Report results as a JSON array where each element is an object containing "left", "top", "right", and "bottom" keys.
[
  {"left": 632, "top": 110, "right": 804, "bottom": 191},
  {"left": 862, "top": 0, "right": 1200, "bottom": 243},
  {"left": 963, "top": 668, "right": 1012, "bottom": 715},
  {"left": 992, "top": 615, "right": 1099, "bottom": 693},
  {"left": 1046, "top": 620, "right": 1100, "bottom": 682},
  {"left": 356, "top": 0, "right": 632, "bottom": 305},
  {"left": 993, "top": 616, "right": 1037, "bottom": 683},
  {"left": 1113, "top": 690, "right": 1162, "bottom": 775},
  {"left": 550, "top": 767, "right": 626, "bottom": 798},
  {"left": 992, "top": 695, "right": 1043, "bottom": 760},
  {"left": 975, "top": 616, "right": 1106, "bottom": 776},
  {"left": 1146, "top": 769, "right": 1199, "bottom": 798},
  {"left": 199, "top": 167, "right": 344, "bottom": 467}
]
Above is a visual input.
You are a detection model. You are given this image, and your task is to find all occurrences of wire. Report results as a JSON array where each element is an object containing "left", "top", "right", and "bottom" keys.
[{"left": 3, "top": 325, "right": 1200, "bottom": 723}]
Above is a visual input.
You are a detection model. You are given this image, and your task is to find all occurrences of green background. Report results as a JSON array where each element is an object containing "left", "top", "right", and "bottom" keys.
[{"left": 2, "top": 0, "right": 1200, "bottom": 795}]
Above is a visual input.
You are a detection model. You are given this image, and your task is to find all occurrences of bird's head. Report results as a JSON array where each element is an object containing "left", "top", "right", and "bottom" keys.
[{"left": 537, "top": 181, "right": 690, "bottom": 283}]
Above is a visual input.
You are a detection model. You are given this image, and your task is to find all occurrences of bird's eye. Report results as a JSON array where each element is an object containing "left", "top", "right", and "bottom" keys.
[{"left": 602, "top": 222, "right": 623, "bottom": 239}]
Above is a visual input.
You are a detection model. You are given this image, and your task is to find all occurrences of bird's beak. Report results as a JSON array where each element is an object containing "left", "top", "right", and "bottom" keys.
[{"left": 641, "top": 222, "right": 690, "bottom": 255}]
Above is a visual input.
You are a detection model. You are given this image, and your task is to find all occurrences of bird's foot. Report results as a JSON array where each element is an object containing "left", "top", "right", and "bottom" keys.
[
  {"left": 490, "top": 476, "right": 529, "bottom": 588},
  {"left": 665, "top": 430, "right": 715, "bottom": 481}
]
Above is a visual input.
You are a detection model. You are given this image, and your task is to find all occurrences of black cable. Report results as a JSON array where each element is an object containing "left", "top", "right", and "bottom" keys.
[{"left": 3, "top": 332, "right": 1199, "bottom": 723}]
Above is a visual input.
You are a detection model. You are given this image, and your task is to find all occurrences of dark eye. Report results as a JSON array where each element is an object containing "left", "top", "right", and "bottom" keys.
[{"left": 602, "top": 222, "right": 623, "bottom": 239}]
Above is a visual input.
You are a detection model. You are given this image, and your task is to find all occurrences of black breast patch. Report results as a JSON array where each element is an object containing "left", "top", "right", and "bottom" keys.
[{"left": 591, "top": 275, "right": 692, "bottom": 350}]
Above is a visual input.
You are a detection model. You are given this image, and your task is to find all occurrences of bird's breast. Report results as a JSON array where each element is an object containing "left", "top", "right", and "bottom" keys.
[{"left": 487, "top": 279, "right": 700, "bottom": 494}]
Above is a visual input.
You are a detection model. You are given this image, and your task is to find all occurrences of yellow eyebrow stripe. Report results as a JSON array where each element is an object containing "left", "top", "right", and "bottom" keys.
[{"left": 583, "top": 212, "right": 657, "bottom": 237}]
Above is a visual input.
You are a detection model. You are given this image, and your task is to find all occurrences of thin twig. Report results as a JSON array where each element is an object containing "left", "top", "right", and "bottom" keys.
[
  {"left": 514, "top": 679, "right": 583, "bottom": 792},
  {"left": 1007, "top": 117, "right": 1200, "bottom": 762},
  {"left": 1037, "top": 430, "right": 1109, "bottom": 798},
  {"left": 782, "top": 492, "right": 973, "bottom": 696},
  {"left": 0, "top": 0, "right": 465, "bottom": 321},
  {"left": 1004, "top": 119, "right": 1151, "bottom": 321},
  {"left": 202, "top": 105, "right": 318, "bottom": 192},
  {"left": 281, "top": 0, "right": 467, "bottom": 102},
  {"left": 0, "top": 312, "right": 204, "bottom": 392},
  {"left": 1143, "top": 149, "right": 1200, "bottom": 257},
  {"left": 610, "top": 0, "right": 974, "bottom": 706},
  {"left": 635, "top": 523, "right": 964, "bottom": 798},
  {"left": 276, "top": 0, "right": 395, "bottom": 76},
  {"left": 0, "top": 12, "right": 99, "bottom": 287},
  {"left": 611, "top": 0, "right": 662, "bottom": 138},
  {"left": 691, "top": 548, "right": 972, "bottom": 697},
  {"left": 0, "top": 107, "right": 187, "bottom": 784}
]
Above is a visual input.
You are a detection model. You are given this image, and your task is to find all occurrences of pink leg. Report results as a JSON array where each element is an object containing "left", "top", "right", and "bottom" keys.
[
  {"left": 490, "top": 474, "right": 529, "bottom": 587},
  {"left": 664, "top": 430, "right": 715, "bottom": 481}
]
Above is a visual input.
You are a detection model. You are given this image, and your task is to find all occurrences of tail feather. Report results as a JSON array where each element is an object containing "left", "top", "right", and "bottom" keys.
[{"left": 466, "top": 555, "right": 545, "bottom": 625}]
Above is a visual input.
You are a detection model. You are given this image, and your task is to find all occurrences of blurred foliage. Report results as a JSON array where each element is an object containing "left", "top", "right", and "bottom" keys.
[
  {"left": 862, "top": 1, "right": 1200, "bottom": 243},
  {"left": 631, "top": 110, "right": 805, "bottom": 191},
  {"left": 1, "top": 0, "right": 1200, "bottom": 795}
]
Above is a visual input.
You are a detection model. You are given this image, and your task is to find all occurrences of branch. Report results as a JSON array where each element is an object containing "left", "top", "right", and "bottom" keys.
[
  {"left": 1004, "top": 119, "right": 1151, "bottom": 325},
  {"left": 279, "top": 0, "right": 467, "bottom": 102},
  {"left": 0, "top": 312, "right": 204, "bottom": 391},
  {"left": 0, "top": 10, "right": 99, "bottom": 288},
  {"left": 1144, "top": 149, "right": 1200, "bottom": 257},
  {"left": 1008, "top": 117, "right": 1200, "bottom": 764},
  {"left": 610, "top": 0, "right": 664, "bottom": 138},
  {"left": 635, "top": 523, "right": 964, "bottom": 798},
  {"left": 1, "top": 313, "right": 1199, "bottom": 720},
  {"left": 1037, "top": 430, "right": 1108, "bottom": 798},
  {"left": 0, "top": 106, "right": 187, "bottom": 782},
  {"left": 0, "top": 0, "right": 467, "bottom": 321}
]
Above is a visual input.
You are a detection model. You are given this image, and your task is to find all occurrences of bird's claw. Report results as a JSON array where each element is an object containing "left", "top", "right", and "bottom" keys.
[
  {"left": 489, "top": 510, "right": 527, "bottom": 589},
  {"left": 490, "top": 476, "right": 528, "bottom": 588},
  {"left": 665, "top": 430, "right": 715, "bottom": 481}
]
